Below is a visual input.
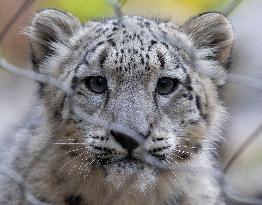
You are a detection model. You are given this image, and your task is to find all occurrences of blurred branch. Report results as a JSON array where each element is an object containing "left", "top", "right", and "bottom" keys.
[
  {"left": 224, "top": 124, "right": 262, "bottom": 174},
  {"left": 0, "top": 0, "right": 36, "bottom": 44},
  {"left": 227, "top": 73, "right": 262, "bottom": 92},
  {"left": 0, "top": 166, "right": 51, "bottom": 205},
  {"left": 223, "top": 0, "right": 242, "bottom": 16},
  {"left": 224, "top": 124, "right": 262, "bottom": 204},
  {"left": 225, "top": 183, "right": 262, "bottom": 205},
  {"left": 0, "top": 58, "right": 73, "bottom": 95},
  {"left": 107, "top": 0, "right": 127, "bottom": 18}
]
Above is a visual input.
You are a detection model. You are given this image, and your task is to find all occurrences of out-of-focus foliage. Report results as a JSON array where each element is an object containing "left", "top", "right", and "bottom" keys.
[
  {"left": 44, "top": 0, "right": 228, "bottom": 23},
  {"left": 43, "top": 0, "right": 114, "bottom": 22}
]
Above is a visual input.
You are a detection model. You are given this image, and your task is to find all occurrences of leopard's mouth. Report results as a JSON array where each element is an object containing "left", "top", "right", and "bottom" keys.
[{"left": 99, "top": 155, "right": 142, "bottom": 166}]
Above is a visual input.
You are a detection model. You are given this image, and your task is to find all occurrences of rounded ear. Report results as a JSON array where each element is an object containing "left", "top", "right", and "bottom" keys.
[
  {"left": 181, "top": 12, "right": 234, "bottom": 68},
  {"left": 27, "top": 9, "right": 81, "bottom": 65}
]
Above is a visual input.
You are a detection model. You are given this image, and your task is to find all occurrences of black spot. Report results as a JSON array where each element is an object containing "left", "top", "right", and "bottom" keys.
[
  {"left": 145, "top": 21, "right": 150, "bottom": 27},
  {"left": 92, "top": 146, "right": 112, "bottom": 154},
  {"left": 76, "top": 91, "right": 85, "bottom": 96},
  {"left": 150, "top": 40, "right": 157, "bottom": 46},
  {"left": 182, "top": 93, "right": 188, "bottom": 98},
  {"left": 188, "top": 119, "right": 199, "bottom": 125},
  {"left": 65, "top": 194, "right": 82, "bottom": 205},
  {"left": 83, "top": 58, "right": 89, "bottom": 66},
  {"left": 91, "top": 41, "right": 104, "bottom": 52},
  {"left": 95, "top": 28, "right": 103, "bottom": 33},
  {"left": 195, "top": 95, "right": 202, "bottom": 113},
  {"left": 96, "top": 41, "right": 104, "bottom": 47},
  {"left": 99, "top": 51, "right": 108, "bottom": 69},
  {"left": 71, "top": 76, "right": 78, "bottom": 84},
  {"left": 151, "top": 154, "right": 165, "bottom": 160},
  {"left": 188, "top": 93, "right": 193, "bottom": 100},
  {"left": 184, "top": 75, "right": 193, "bottom": 91},
  {"left": 141, "top": 57, "right": 144, "bottom": 65},
  {"left": 71, "top": 76, "right": 78, "bottom": 86},
  {"left": 108, "top": 38, "right": 116, "bottom": 47},
  {"left": 157, "top": 52, "right": 165, "bottom": 69},
  {"left": 161, "top": 42, "right": 169, "bottom": 49},
  {"left": 102, "top": 28, "right": 109, "bottom": 34},
  {"left": 187, "top": 86, "right": 193, "bottom": 91},
  {"left": 106, "top": 33, "right": 114, "bottom": 38},
  {"left": 112, "top": 27, "right": 118, "bottom": 31}
]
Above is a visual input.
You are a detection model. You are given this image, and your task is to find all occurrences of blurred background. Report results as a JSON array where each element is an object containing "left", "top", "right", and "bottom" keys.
[{"left": 0, "top": 0, "right": 261, "bottom": 203}]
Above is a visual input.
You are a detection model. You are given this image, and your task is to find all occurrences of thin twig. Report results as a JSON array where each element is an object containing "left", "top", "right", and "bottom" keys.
[
  {"left": 0, "top": 0, "right": 36, "bottom": 44},
  {"left": 224, "top": 184, "right": 262, "bottom": 205},
  {"left": 224, "top": 124, "right": 262, "bottom": 173},
  {"left": 0, "top": 58, "right": 73, "bottom": 95},
  {"left": 0, "top": 166, "right": 51, "bottom": 205},
  {"left": 107, "top": 0, "right": 127, "bottom": 18},
  {"left": 223, "top": 0, "right": 242, "bottom": 16}
]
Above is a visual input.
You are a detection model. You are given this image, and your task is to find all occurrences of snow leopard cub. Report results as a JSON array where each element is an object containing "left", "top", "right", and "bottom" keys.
[{"left": 0, "top": 9, "right": 233, "bottom": 205}]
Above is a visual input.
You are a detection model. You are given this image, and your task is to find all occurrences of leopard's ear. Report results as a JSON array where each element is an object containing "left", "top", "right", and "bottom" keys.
[
  {"left": 27, "top": 9, "right": 81, "bottom": 65},
  {"left": 181, "top": 12, "right": 234, "bottom": 68}
]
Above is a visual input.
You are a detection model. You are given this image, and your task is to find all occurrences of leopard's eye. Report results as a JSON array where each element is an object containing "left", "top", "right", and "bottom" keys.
[
  {"left": 84, "top": 76, "right": 107, "bottom": 94},
  {"left": 156, "top": 77, "right": 179, "bottom": 95}
]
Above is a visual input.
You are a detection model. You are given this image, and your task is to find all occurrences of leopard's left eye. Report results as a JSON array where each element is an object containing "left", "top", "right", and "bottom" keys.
[
  {"left": 156, "top": 77, "right": 179, "bottom": 95},
  {"left": 84, "top": 76, "right": 107, "bottom": 94}
]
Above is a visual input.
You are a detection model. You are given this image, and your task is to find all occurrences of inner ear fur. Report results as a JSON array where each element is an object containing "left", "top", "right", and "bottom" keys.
[
  {"left": 27, "top": 9, "right": 81, "bottom": 65},
  {"left": 181, "top": 12, "right": 234, "bottom": 68}
]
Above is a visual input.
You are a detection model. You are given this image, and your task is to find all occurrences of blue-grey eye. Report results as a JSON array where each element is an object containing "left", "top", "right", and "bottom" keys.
[
  {"left": 85, "top": 76, "right": 107, "bottom": 94},
  {"left": 156, "top": 77, "right": 179, "bottom": 95}
]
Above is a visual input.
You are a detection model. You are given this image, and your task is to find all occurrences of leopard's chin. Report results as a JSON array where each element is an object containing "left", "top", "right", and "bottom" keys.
[{"left": 102, "top": 158, "right": 158, "bottom": 193}]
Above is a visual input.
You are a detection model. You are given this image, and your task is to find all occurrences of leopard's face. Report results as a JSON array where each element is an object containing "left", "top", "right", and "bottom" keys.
[
  {"left": 28, "top": 9, "right": 233, "bottom": 189},
  {"left": 71, "top": 17, "right": 207, "bottom": 169}
]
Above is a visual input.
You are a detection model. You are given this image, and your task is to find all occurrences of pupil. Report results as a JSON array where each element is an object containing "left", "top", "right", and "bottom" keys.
[
  {"left": 85, "top": 76, "right": 107, "bottom": 93},
  {"left": 160, "top": 80, "right": 168, "bottom": 89},
  {"left": 95, "top": 77, "right": 103, "bottom": 86},
  {"left": 157, "top": 77, "right": 176, "bottom": 95}
]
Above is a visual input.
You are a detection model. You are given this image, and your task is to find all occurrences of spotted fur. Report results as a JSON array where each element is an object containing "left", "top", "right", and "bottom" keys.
[{"left": 0, "top": 9, "right": 234, "bottom": 205}]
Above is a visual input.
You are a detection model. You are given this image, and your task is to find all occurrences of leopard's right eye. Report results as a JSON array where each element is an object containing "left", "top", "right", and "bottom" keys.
[
  {"left": 84, "top": 76, "right": 107, "bottom": 94},
  {"left": 156, "top": 77, "right": 179, "bottom": 95}
]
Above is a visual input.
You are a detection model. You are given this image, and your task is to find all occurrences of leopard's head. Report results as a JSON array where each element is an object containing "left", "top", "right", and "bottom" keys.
[{"left": 28, "top": 9, "right": 233, "bottom": 192}]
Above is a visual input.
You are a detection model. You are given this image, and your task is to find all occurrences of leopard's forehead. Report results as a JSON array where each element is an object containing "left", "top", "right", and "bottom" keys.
[{"left": 75, "top": 16, "right": 188, "bottom": 81}]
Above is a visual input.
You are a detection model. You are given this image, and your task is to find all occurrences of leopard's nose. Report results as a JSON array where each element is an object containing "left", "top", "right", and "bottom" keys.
[{"left": 110, "top": 130, "right": 138, "bottom": 153}]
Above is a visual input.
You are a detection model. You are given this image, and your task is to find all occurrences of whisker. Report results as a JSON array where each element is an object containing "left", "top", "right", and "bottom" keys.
[
  {"left": 59, "top": 153, "right": 85, "bottom": 173},
  {"left": 172, "top": 147, "right": 211, "bottom": 162}
]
